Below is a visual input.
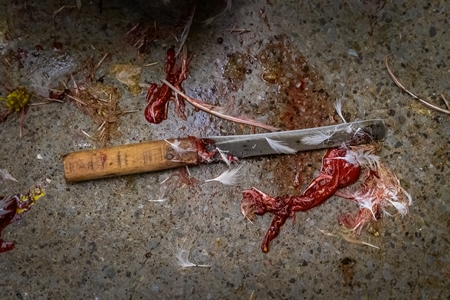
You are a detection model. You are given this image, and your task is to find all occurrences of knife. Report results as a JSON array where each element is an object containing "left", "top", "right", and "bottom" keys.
[{"left": 63, "top": 119, "right": 386, "bottom": 182}]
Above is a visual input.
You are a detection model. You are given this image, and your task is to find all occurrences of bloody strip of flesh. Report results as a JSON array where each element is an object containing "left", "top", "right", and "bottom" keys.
[
  {"left": 242, "top": 147, "right": 361, "bottom": 252},
  {"left": 186, "top": 136, "right": 239, "bottom": 164},
  {"left": 144, "top": 47, "right": 187, "bottom": 124}
]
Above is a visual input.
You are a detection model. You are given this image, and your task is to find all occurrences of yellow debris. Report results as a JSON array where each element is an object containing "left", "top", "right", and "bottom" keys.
[
  {"left": 0, "top": 86, "right": 31, "bottom": 112},
  {"left": 110, "top": 64, "right": 141, "bottom": 96}
]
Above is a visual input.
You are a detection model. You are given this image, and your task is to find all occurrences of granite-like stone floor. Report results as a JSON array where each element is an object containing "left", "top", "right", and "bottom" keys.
[{"left": 0, "top": 0, "right": 449, "bottom": 299}]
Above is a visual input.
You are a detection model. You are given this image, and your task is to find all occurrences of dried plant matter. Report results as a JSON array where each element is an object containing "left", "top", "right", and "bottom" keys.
[
  {"left": 318, "top": 228, "right": 379, "bottom": 249},
  {"left": 385, "top": 55, "right": 450, "bottom": 115},
  {"left": 125, "top": 23, "right": 153, "bottom": 54},
  {"left": 340, "top": 232, "right": 380, "bottom": 249},
  {"left": 69, "top": 83, "right": 124, "bottom": 145},
  {"left": 110, "top": 64, "right": 141, "bottom": 96},
  {"left": 0, "top": 86, "right": 32, "bottom": 138}
]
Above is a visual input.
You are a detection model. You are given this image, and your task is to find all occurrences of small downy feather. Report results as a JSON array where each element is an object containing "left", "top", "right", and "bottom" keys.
[
  {"left": 0, "top": 169, "right": 18, "bottom": 182},
  {"left": 147, "top": 196, "right": 168, "bottom": 202},
  {"left": 401, "top": 187, "right": 413, "bottom": 206},
  {"left": 301, "top": 131, "right": 334, "bottom": 145},
  {"left": 148, "top": 174, "right": 172, "bottom": 202},
  {"left": 205, "top": 165, "right": 243, "bottom": 186},
  {"left": 334, "top": 99, "right": 347, "bottom": 123},
  {"left": 0, "top": 195, "right": 15, "bottom": 216},
  {"left": 203, "top": 0, "right": 232, "bottom": 25},
  {"left": 387, "top": 199, "right": 408, "bottom": 217},
  {"left": 356, "top": 193, "right": 377, "bottom": 220},
  {"left": 170, "top": 237, "right": 210, "bottom": 269},
  {"left": 353, "top": 149, "right": 381, "bottom": 169},
  {"left": 147, "top": 186, "right": 168, "bottom": 202},
  {"left": 216, "top": 147, "right": 232, "bottom": 168},
  {"left": 265, "top": 137, "right": 297, "bottom": 154},
  {"left": 328, "top": 150, "right": 359, "bottom": 166},
  {"left": 164, "top": 139, "right": 192, "bottom": 154},
  {"left": 30, "top": 72, "right": 51, "bottom": 99}
]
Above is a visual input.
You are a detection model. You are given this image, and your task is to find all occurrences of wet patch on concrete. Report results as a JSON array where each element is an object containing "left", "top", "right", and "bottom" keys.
[{"left": 255, "top": 35, "right": 336, "bottom": 192}]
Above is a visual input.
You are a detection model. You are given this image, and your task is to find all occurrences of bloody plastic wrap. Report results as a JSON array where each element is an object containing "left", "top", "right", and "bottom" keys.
[{"left": 0, "top": 181, "right": 46, "bottom": 253}]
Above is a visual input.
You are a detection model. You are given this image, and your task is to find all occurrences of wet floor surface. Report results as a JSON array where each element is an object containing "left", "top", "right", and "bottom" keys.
[{"left": 0, "top": 0, "right": 449, "bottom": 299}]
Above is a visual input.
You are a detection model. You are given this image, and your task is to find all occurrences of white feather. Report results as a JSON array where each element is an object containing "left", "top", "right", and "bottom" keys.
[
  {"left": 356, "top": 193, "right": 377, "bottom": 220},
  {"left": 175, "top": 248, "right": 197, "bottom": 268},
  {"left": 387, "top": 199, "right": 408, "bottom": 217},
  {"left": 401, "top": 187, "right": 413, "bottom": 206},
  {"left": 0, "top": 209, "right": 13, "bottom": 216},
  {"left": 334, "top": 99, "right": 347, "bottom": 123},
  {"left": 352, "top": 126, "right": 365, "bottom": 136},
  {"left": 147, "top": 198, "right": 168, "bottom": 202},
  {"left": 216, "top": 147, "right": 232, "bottom": 168},
  {"left": 30, "top": 72, "right": 52, "bottom": 99},
  {"left": 203, "top": 0, "right": 232, "bottom": 25},
  {"left": 329, "top": 151, "right": 359, "bottom": 166},
  {"left": 0, "top": 169, "right": 18, "bottom": 182},
  {"left": 0, "top": 195, "right": 15, "bottom": 215},
  {"left": 301, "top": 131, "right": 334, "bottom": 145},
  {"left": 353, "top": 149, "right": 381, "bottom": 169},
  {"left": 165, "top": 139, "right": 192, "bottom": 154},
  {"left": 170, "top": 237, "right": 210, "bottom": 269},
  {"left": 265, "top": 137, "right": 297, "bottom": 154},
  {"left": 204, "top": 165, "right": 243, "bottom": 186}
]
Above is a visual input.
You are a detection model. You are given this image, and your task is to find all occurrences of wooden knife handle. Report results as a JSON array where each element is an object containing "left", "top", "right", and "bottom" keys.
[{"left": 63, "top": 138, "right": 199, "bottom": 182}]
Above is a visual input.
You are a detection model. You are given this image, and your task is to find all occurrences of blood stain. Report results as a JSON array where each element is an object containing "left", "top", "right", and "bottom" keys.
[{"left": 256, "top": 35, "right": 336, "bottom": 192}]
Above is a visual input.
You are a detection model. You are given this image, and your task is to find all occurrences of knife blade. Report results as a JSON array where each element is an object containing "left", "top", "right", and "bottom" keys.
[
  {"left": 63, "top": 119, "right": 386, "bottom": 182},
  {"left": 211, "top": 119, "right": 386, "bottom": 158}
]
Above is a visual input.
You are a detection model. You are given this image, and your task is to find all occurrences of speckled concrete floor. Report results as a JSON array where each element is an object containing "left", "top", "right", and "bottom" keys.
[{"left": 0, "top": 0, "right": 449, "bottom": 299}]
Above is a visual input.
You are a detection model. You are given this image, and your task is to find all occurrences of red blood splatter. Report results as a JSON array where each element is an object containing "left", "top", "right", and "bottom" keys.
[
  {"left": 144, "top": 47, "right": 188, "bottom": 124},
  {"left": 242, "top": 147, "right": 361, "bottom": 252}
]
